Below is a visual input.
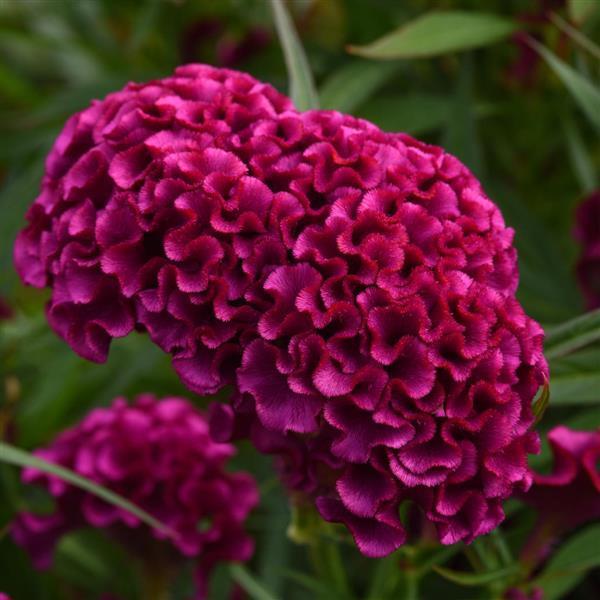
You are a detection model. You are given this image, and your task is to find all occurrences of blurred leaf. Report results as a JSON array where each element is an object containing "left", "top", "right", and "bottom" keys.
[
  {"left": 549, "top": 13, "right": 600, "bottom": 62},
  {"left": 568, "top": 0, "right": 599, "bottom": 24},
  {"left": 0, "top": 62, "right": 37, "bottom": 105},
  {"left": 545, "top": 308, "right": 600, "bottom": 360},
  {"left": 359, "top": 93, "right": 449, "bottom": 134},
  {"left": 534, "top": 524, "right": 600, "bottom": 600},
  {"left": 230, "top": 564, "right": 280, "bottom": 600},
  {"left": 128, "top": 0, "right": 162, "bottom": 52},
  {"left": 530, "top": 38, "right": 600, "bottom": 131},
  {"left": 283, "top": 570, "right": 341, "bottom": 598},
  {"left": 442, "top": 56, "right": 483, "bottom": 176},
  {"left": 432, "top": 564, "right": 519, "bottom": 586},
  {"left": 54, "top": 530, "right": 140, "bottom": 599},
  {"left": 563, "top": 115, "right": 597, "bottom": 193},
  {"left": 549, "top": 372, "right": 600, "bottom": 405},
  {"left": 319, "top": 60, "right": 400, "bottom": 112},
  {"left": 269, "top": 0, "right": 319, "bottom": 110},
  {"left": 0, "top": 442, "right": 173, "bottom": 537},
  {"left": 347, "top": 11, "right": 516, "bottom": 60}
]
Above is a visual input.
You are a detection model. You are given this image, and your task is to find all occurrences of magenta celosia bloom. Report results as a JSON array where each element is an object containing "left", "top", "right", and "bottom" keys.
[
  {"left": 0, "top": 593, "right": 11, "bottom": 600},
  {"left": 14, "top": 64, "right": 547, "bottom": 557},
  {"left": 574, "top": 190, "right": 600, "bottom": 309},
  {"left": 522, "top": 426, "right": 600, "bottom": 532},
  {"left": 11, "top": 394, "right": 258, "bottom": 598}
]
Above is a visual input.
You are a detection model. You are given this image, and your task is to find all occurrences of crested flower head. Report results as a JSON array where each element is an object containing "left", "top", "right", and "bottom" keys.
[
  {"left": 14, "top": 64, "right": 547, "bottom": 557},
  {"left": 522, "top": 425, "right": 600, "bottom": 532},
  {"left": 574, "top": 190, "right": 600, "bottom": 310},
  {"left": 11, "top": 394, "right": 258, "bottom": 598}
]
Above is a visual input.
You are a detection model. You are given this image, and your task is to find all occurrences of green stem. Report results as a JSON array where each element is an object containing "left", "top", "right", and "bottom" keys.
[
  {"left": 308, "top": 526, "right": 353, "bottom": 599},
  {"left": 405, "top": 570, "right": 419, "bottom": 600}
]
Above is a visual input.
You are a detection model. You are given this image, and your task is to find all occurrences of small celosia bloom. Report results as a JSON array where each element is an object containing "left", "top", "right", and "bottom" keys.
[
  {"left": 11, "top": 394, "right": 258, "bottom": 598},
  {"left": 521, "top": 425, "right": 600, "bottom": 532},
  {"left": 574, "top": 190, "right": 600, "bottom": 309},
  {"left": 14, "top": 64, "right": 547, "bottom": 557}
]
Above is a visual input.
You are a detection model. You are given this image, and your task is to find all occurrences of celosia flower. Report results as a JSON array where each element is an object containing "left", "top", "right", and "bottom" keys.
[
  {"left": 521, "top": 426, "right": 600, "bottom": 533},
  {"left": 0, "top": 593, "right": 11, "bottom": 600},
  {"left": 574, "top": 190, "right": 600, "bottom": 309},
  {"left": 11, "top": 394, "right": 258, "bottom": 598},
  {"left": 14, "top": 64, "right": 547, "bottom": 557}
]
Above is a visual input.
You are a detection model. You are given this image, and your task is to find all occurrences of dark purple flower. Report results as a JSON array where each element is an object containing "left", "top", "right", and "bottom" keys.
[
  {"left": 522, "top": 426, "right": 600, "bottom": 533},
  {"left": 11, "top": 394, "right": 258, "bottom": 599},
  {"left": 14, "top": 64, "right": 547, "bottom": 557},
  {"left": 574, "top": 190, "right": 600, "bottom": 309}
]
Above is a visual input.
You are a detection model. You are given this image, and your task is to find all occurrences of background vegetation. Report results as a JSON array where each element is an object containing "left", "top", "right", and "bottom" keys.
[{"left": 0, "top": 1, "right": 599, "bottom": 598}]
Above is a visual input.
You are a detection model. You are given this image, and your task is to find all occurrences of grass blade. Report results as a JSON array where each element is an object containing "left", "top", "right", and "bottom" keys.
[
  {"left": 269, "top": 0, "right": 319, "bottom": 111},
  {"left": 529, "top": 38, "right": 600, "bottom": 131},
  {"left": 319, "top": 60, "right": 399, "bottom": 112},
  {"left": 0, "top": 442, "right": 173, "bottom": 537},
  {"left": 545, "top": 308, "right": 600, "bottom": 359},
  {"left": 230, "top": 564, "right": 280, "bottom": 600}
]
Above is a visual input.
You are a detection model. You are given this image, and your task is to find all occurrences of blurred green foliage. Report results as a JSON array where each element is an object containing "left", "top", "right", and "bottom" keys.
[{"left": 1, "top": 1, "right": 599, "bottom": 599}]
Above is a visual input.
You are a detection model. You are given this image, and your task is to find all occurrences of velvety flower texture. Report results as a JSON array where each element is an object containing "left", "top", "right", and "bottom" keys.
[
  {"left": 14, "top": 64, "right": 547, "bottom": 557},
  {"left": 522, "top": 425, "right": 600, "bottom": 532},
  {"left": 11, "top": 394, "right": 258, "bottom": 598},
  {"left": 574, "top": 190, "right": 600, "bottom": 309}
]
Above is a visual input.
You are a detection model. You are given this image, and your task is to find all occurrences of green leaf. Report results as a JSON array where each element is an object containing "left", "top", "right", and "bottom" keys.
[
  {"left": 532, "top": 383, "right": 550, "bottom": 425},
  {"left": 347, "top": 11, "right": 516, "bottom": 60},
  {"left": 432, "top": 564, "right": 519, "bottom": 587},
  {"left": 269, "top": 0, "right": 319, "bottom": 111},
  {"left": 319, "top": 60, "right": 400, "bottom": 112},
  {"left": 230, "top": 564, "right": 280, "bottom": 600},
  {"left": 442, "top": 56, "right": 483, "bottom": 176},
  {"left": 533, "top": 524, "right": 600, "bottom": 600},
  {"left": 549, "top": 13, "right": 600, "bottom": 62},
  {"left": 529, "top": 39, "right": 600, "bottom": 131},
  {"left": 563, "top": 115, "right": 597, "bottom": 193},
  {"left": 568, "top": 0, "right": 599, "bottom": 24},
  {"left": 545, "top": 308, "right": 600, "bottom": 360},
  {"left": 549, "top": 372, "right": 600, "bottom": 405},
  {"left": 358, "top": 93, "right": 450, "bottom": 134},
  {"left": 0, "top": 442, "right": 173, "bottom": 537}
]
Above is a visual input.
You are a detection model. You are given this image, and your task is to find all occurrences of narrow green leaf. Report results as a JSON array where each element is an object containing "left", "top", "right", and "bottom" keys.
[
  {"left": 545, "top": 307, "right": 600, "bottom": 359},
  {"left": 529, "top": 38, "right": 600, "bottom": 131},
  {"left": 442, "top": 56, "right": 483, "bottom": 176},
  {"left": 347, "top": 11, "right": 516, "bottom": 60},
  {"left": 269, "top": 0, "right": 319, "bottom": 111},
  {"left": 230, "top": 564, "right": 280, "bottom": 600},
  {"left": 0, "top": 442, "right": 173, "bottom": 537},
  {"left": 568, "top": 0, "right": 599, "bottom": 24},
  {"left": 532, "top": 383, "right": 550, "bottom": 425},
  {"left": 433, "top": 564, "right": 519, "bottom": 586},
  {"left": 549, "top": 372, "right": 600, "bottom": 405},
  {"left": 549, "top": 12, "right": 600, "bottom": 61},
  {"left": 358, "top": 93, "right": 450, "bottom": 134},
  {"left": 319, "top": 60, "right": 400, "bottom": 112},
  {"left": 563, "top": 115, "right": 597, "bottom": 193},
  {"left": 534, "top": 524, "right": 600, "bottom": 600}
]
